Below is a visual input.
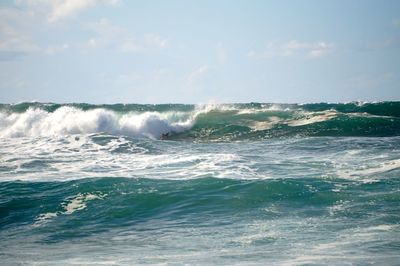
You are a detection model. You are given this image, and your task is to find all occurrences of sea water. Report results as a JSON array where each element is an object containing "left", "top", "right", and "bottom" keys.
[{"left": 0, "top": 102, "right": 399, "bottom": 265}]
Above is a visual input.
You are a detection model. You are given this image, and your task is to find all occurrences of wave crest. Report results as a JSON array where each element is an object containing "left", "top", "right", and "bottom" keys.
[
  {"left": 1, "top": 102, "right": 399, "bottom": 140},
  {"left": 0, "top": 106, "right": 196, "bottom": 139}
]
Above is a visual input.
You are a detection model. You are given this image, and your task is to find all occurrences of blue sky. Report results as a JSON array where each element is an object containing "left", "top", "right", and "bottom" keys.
[{"left": 0, "top": 0, "right": 399, "bottom": 103}]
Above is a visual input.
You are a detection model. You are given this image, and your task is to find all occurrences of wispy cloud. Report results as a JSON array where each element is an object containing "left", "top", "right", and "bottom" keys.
[
  {"left": 144, "top": 34, "right": 168, "bottom": 49},
  {"left": 305, "top": 42, "right": 334, "bottom": 58},
  {"left": 15, "top": 0, "right": 119, "bottom": 23},
  {"left": 45, "top": 43, "right": 70, "bottom": 55},
  {"left": 49, "top": 0, "right": 118, "bottom": 23},
  {"left": 248, "top": 40, "right": 335, "bottom": 59},
  {"left": 84, "top": 18, "right": 138, "bottom": 52},
  {"left": 83, "top": 18, "right": 168, "bottom": 53},
  {"left": 0, "top": 23, "right": 39, "bottom": 53},
  {"left": 0, "top": 1, "right": 118, "bottom": 59},
  {"left": 0, "top": 3, "right": 168, "bottom": 58},
  {"left": 186, "top": 65, "right": 211, "bottom": 85},
  {"left": 0, "top": 8, "right": 39, "bottom": 59}
]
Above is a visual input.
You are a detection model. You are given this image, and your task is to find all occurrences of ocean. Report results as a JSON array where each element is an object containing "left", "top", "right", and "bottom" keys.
[{"left": 0, "top": 102, "right": 399, "bottom": 265}]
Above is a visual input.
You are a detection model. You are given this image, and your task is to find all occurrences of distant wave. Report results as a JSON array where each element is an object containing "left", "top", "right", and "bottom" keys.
[{"left": 0, "top": 102, "right": 399, "bottom": 140}]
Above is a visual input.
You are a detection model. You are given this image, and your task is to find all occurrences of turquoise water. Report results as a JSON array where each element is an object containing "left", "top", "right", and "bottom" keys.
[{"left": 1, "top": 102, "right": 400, "bottom": 265}]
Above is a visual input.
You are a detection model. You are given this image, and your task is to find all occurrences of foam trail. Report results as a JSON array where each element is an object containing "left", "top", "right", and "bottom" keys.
[{"left": 286, "top": 111, "right": 337, "bottom": 126}]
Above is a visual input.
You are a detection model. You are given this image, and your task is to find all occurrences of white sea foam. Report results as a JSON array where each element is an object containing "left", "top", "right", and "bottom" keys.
[
  {"left": 63, "top": 193, "right": 103, "bottom": 214},
  {"left": 250, "top": 117, "right": 282, "bottom": 130},
  {"left": 0, "top": 106, "right": 197, "bottom": 139},
  {"left": 33, "top": 212, "right": 58, "bottom": 227},
  {"left": 0, "top": 132, "right": 264, "bottom": 182},
  {"left": 336, "top": 158, "right": 400, "bottom": 181},
  {"left": 348, "top": 112, "right": 395, "bottom": 119},
  {"left": 236, "top": 105, "right": 287, "bottom": 115},
  {"left": 33, "top": 193, "right": 105, "bottom": 226},
  {"left": 1, "top": 130, "right": 398, "bottom": 183},
  {"left": 286, "top": 111, "right": 337, "bottom": 126}
]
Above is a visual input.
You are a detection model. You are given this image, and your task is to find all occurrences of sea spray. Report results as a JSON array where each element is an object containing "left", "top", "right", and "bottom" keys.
[{"left": 0, "top": 106, "right": 197, "bottom": 139}]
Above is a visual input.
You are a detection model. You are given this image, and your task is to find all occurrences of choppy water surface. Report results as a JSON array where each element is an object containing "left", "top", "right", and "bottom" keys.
[{"left": 1, "top": 102, "right": 399, "bottom": 265}]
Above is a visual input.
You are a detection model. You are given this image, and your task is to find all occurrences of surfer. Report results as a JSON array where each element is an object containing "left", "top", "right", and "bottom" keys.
[{"left": 160, "top": 132, "right": 169, "bottom": 140}]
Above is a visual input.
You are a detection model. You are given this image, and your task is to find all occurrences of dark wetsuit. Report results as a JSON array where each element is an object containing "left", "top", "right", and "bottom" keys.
[{"left": 161, "top": 132, "right": 169, "bottom": 140}]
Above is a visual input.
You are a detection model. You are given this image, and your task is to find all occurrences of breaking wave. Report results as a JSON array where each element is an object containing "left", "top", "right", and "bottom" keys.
[
  {"left": 0, "top": 106, "right": 196, "bottom": 139},
  {"left": 0, "top": 102, "right": 399, "bottom": 140}
]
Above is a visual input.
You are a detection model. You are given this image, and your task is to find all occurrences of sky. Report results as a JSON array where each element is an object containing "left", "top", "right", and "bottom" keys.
[{"left": 0, "top": 0, "right": 399, "bottom": 104}]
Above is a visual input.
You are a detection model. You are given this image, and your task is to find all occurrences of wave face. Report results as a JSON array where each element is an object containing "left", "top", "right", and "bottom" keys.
[{"left": 0, "top": 101, "right": 399, "bottom": 140}]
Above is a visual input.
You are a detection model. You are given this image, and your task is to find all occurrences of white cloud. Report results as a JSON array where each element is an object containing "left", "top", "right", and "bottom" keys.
[
  {"left": 49, "top": 0, "right": 98, "bottom": 22},
  {"left": 283, "top": 40, "right": 310, "bottom": 55},
  {"left": 1, "top": 3, "right": 166, "bottom": 58},
  {"left": 144, "top": 34, "right": 168, "bottom": 48},
  {"left": 307, "top": 42, "right": 335, "bottom": 58},
  {"left": 45, "top": 43, "right": 69, "bottom": 55},
  {"left": 0, "top": 0, "right": 118, "bottom": 58},
  {"left": 248, "top": 40, "right": 335, "bottom": 59},
  {"left": 0, "top": 8, "right": 39, "bottom": 56},
  {"left": 15, "top": 0, "right": 119, "bottom": 23},
  {"left": 0, "top": 23, "right": 38, "bottom": 53}
]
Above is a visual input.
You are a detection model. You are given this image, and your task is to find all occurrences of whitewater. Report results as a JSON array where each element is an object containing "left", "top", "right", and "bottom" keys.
[{"left": 1, "top": 102, "right": 400, "bottom": 265}]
